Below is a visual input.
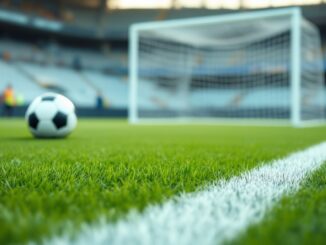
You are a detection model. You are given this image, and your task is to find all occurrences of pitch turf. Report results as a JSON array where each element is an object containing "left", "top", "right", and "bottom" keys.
[
  {"left": 0, "top": 119, "right": 326, "bottom": 244},
  {"left": 229, "top": 164, "right": 326, "bottom": 245}
]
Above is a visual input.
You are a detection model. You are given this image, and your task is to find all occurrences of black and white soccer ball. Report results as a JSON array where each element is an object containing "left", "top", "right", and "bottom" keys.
[{"left": 25, "top": 93, "right": 77, "bottom": 138}]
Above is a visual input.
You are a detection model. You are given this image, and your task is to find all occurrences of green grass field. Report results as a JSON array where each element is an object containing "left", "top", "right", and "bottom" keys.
[
  {"left": 229, "top": 164, "right": 326, "bottom": 245},
  {"left": 1, "top": 119, "right": 326, "bottom": 244}
]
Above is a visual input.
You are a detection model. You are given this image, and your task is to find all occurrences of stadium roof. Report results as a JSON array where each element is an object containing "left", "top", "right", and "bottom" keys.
[{"left": 108, "top": 0, "right": 326, "bottom": 9}]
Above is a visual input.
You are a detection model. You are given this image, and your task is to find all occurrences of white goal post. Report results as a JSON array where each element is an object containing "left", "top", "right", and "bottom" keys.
[{"left": 129, "top": 8, "right": 325, "bottom": 127}]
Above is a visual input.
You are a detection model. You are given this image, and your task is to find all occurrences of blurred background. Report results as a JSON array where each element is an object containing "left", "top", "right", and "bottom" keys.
[{"left": 0, "top": 0, "right": 326, "bottom": 118}]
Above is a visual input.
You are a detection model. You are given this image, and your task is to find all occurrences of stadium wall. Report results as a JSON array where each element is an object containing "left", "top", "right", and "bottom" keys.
[{"left": 8, "top": 106, "right": 127, "bottom": 118}]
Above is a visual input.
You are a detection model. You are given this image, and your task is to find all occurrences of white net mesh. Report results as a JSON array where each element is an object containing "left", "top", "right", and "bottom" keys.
[
  {"left": 300, "top": 20, "right": 325, "bottom": 122},
  {"left": 130, "top": 9, "right": 325, "bottom": 125}
]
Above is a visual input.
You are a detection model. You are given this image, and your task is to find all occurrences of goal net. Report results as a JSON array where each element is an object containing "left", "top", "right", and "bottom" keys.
[{"left": 129, "top": 8, "right": 325, "bottom": 126}]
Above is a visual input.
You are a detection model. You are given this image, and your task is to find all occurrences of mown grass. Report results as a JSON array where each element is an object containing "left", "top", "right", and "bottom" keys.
[
  {"left": 229, "top": 164, "right": 326, "bottom": 245},
  {"left": 0, "top": 119, "right": 326, "bottom": 244}
]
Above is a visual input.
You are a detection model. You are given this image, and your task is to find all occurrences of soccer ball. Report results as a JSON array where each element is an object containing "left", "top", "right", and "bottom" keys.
[{"left": 25, "top": 93, "right": 77, "bottom": 138}]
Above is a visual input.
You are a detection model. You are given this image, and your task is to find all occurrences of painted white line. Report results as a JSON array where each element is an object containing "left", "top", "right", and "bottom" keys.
[{"left": 44, "top": 142, "right": 326, "bottom": 245}]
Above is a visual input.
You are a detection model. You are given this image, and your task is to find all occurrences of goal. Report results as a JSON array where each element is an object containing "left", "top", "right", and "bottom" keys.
[{"left": 129, "top": 8, "right": 325, "bottom": 127}]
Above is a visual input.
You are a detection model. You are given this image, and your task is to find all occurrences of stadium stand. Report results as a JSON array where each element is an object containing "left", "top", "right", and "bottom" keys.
[
  {"left": 0, "top": 3, "right": 325, "bottom": 117},
  {"left": 82, "top": 71, "right": 128, "bottom": 108},
  {"left": 17, "top": 63, "right": 97, "bottom": 107},
  {"left": 0, "top": 60, "right": 47, "bottom": 102},
  {"left": 1, "top": 36, "right": 326, "bottom": 112}
]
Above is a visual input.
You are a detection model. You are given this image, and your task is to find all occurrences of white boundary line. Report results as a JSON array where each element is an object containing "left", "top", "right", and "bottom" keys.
[{"left": 44, "top": 142, "right": 326, "bottom": 245}]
